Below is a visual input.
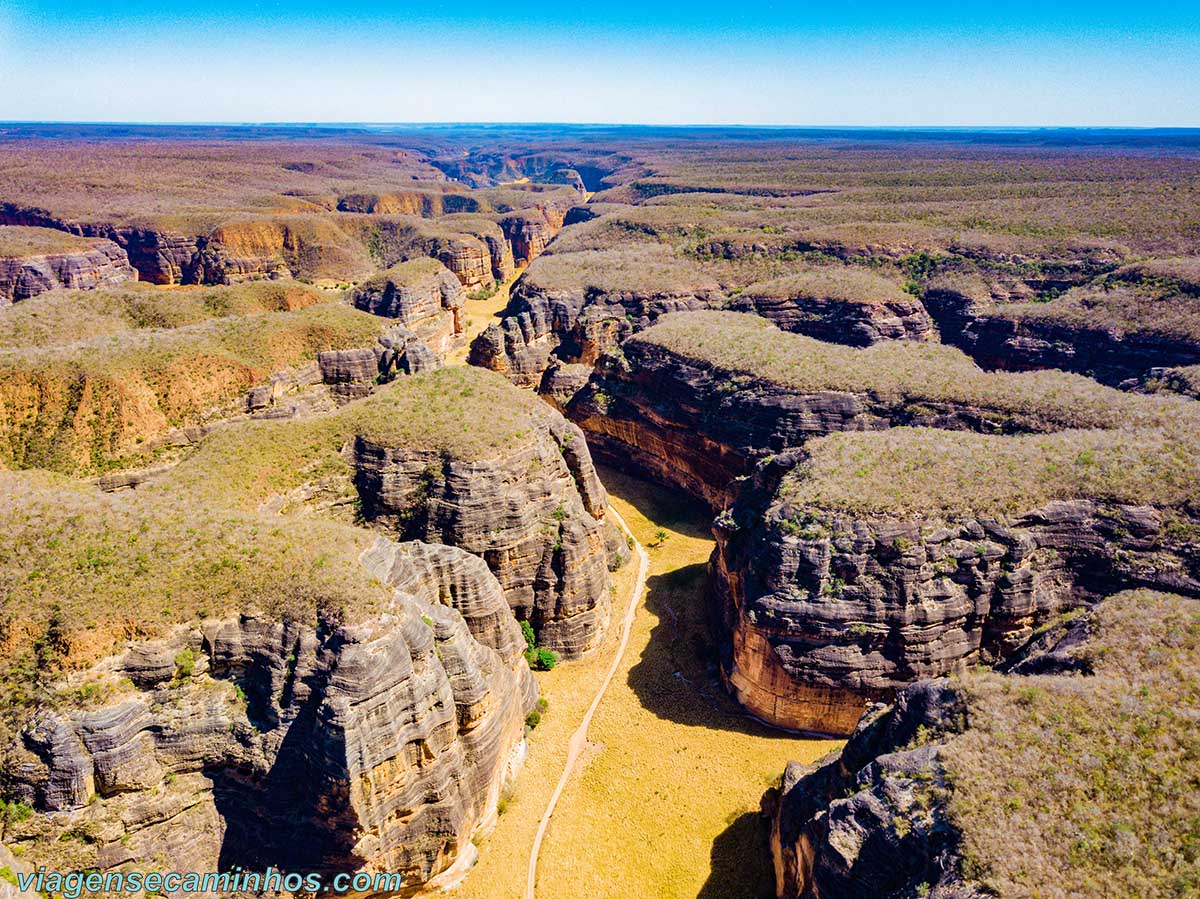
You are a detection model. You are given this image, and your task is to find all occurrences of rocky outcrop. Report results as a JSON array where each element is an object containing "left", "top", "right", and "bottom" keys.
[
  {"left": 353, "top": 400, "right": 622, "bottom": 657},
  {"left": 0, "top": 240, "right": 136, "bottom": 303},
  {"left": 316, "top": 326, "right": 442, "bottom": 402},
  {"left": 560, "top": 313, "right": 1146, "bottom": 509},
  {"left": 765, "top": 589, "right": 1198, "bottom": 899},
  {"left": 499, "top": 204, "right": 572, "bottom": 267},
  {"left": 714, "top": 462, "right": 1200, "bottom": 733},
  {"left": 731, "top": 289, "right": 934, "bottom": 346},
  {"left": 350, "top": 259, "right": 466, "bottom": 355},
  {"left": 954, "top": 311, "right": 1200, "bottom": 385},
  {"left": 765, "top": 679, "right": 972, "bottom": 899},
  {"left": 470, "top": 275, "right": 718, "bottom": 388},
  {"left": 5, "top": 538, "right": 535, "bottom": 895}
]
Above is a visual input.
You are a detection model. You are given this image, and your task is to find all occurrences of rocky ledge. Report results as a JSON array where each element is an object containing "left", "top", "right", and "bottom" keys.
[
  {"left": 353, "top": 371, "right": 626, "bottom": 656},
  {"left": 0, "top": 226, "right": 136, "bottom": 303},
  {"left": 715, "top": 444, "right": 1200, "bottom": 733},
  {"left": 731, "top": 269, "right": 936, "bottom": 346},
  {"left": 0, "top": 475, "right": 537, "bottom": 895},
  {"left": 152, "top": 367, "right": 627, "bottom": 658},
  {"left": 558, "top": 310, "right": 1177, "bottom": 508},
  {"left": 349, "top": 258, "right": 466, "bottom": 355},
  {"left": 766, "top": 589, "right": 1199, "bottom": 898},
  {"left": 469, "top": 246, "right": 722, "bottom": 387}
]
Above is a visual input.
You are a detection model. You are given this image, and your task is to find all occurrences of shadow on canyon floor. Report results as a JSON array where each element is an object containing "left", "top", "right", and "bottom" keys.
[
  {"left": 625, "top": 562, "right": 787, "bottom": 736},
  {"left": 696, "top": 810, "right": 777, "bottom": 899},
  {"left": 601, "top": 464, "right": 800, "bottom": 740}
]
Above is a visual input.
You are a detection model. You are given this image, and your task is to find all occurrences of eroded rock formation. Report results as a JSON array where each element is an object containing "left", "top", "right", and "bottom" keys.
[
  {"left": 5, "top": 535, "right": 535, "bottom": 895},
  {"left": 766, "top": 589, "right": 1199, "bottom": 898},
  {"left": 715, "top": 461, "right": 1200, "bottom": 733},
  {"left": 0, "top": 239, "right": 136, "bottom": 303},
  {"left": 354, "top": 397, "right": 623, "bottom": 657},
  {"left": 350, "top": 259, "right": 466, "bottom": 355}
]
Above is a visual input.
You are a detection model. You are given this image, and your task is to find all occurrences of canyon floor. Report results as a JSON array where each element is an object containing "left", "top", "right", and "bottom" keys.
[{"left": 446, "top": 466, "right": 840, "bottom": 899}]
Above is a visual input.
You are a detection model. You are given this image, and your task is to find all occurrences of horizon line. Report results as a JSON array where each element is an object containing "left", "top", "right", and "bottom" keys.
[{"left": 3, "top": 121, "right": 1200, "bottom": 131}]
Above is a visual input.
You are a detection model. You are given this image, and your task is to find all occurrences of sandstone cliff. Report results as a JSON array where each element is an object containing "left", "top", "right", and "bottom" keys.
[
  {"left": 151, "top": 367, "right": 625, "bottom": 658},
  {"left": 352, "top": 374, "right": 622, "bottom": 657},
  {"left": 766, "top": 589, "right": 1199, "bottom": 899},
  {"left": 557, "top": 312, "right": 1200, "bottom": 732},
  {"left": 715, "top": 449, "right": 1199, "bottom": 733},
  {"left": 0, "top": 474, "right": 535, "bottom": 896},
  {"left": 0, "top": 226, "right": 136, "bottom": 303},
  {"left": 349, "top": 259, "right": 466, "bottom": 355},
  {"left": 731, "top": 269, "right": 935, "bottom": 346},
  {"left": 560, "top": 311, "right": 1177, "bottom": 508}
]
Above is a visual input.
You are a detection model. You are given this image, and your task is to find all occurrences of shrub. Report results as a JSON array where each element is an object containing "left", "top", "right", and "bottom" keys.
[
  {"left": 173, "top": 649, "right": 196, "bottom": 680},
  {"left": 531, "top": 648, "right": 558, "bottom": 671}
]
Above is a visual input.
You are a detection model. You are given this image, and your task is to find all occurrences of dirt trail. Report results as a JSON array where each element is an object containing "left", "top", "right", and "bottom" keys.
[{"left": 525, "top": 505, "right": 649, "bottom": 899}]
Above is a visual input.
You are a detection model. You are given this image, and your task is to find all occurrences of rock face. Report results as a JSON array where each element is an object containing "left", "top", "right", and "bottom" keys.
[
  {"left": 470, "top": 278, "right": 717, "bottom": 388},
  {"left": 556, "top": 312, "right": 1200, "bottom": 733},
  {"left": 0, "top": 240, "right": 136, "bottom": 303},
  {"left": 353, "top": 403, "right": 622, "bottom": 657},
  {"left": 316, "top": 326, "right": 442, "bottom": 402},
  {"left": 560, "top": 317, "right": 1122, "bottom": 510},
  {"left": 350, "top": 259, "right": 466, "bottom": 355},
  {"left": 714, "top": 462, "right": 1200, "bottom": 733},
  {"left": 766, "top": 589, "right": 1198, "bottom": 899},
  {"left": 501, "top": 209, "right": 564, "bottom": 266},
  {"left": 765, "top": 679, "right": 973, "bottom": 899},
  {"left": 730, "top": 291, "right": 934, "bottom": 346},
  {"left": 6, "top": 538, "right": 534, "bottom": 895},
  {"left": 954, "top": 312, "right": 1200, "bottom": 386}
]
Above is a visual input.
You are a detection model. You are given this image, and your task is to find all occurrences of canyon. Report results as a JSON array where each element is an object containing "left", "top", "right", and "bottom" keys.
[{"left": 0, "top": 126, "right": 1196, "bottom": 899}]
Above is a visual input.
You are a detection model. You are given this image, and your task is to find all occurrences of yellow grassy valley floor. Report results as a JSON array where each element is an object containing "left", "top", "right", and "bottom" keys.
[
  {"left": 447, "top": 269, "right": 522, "bottom": 366},
  {"left": 447, "top": 466, "right": 841, "bottom": 899}
]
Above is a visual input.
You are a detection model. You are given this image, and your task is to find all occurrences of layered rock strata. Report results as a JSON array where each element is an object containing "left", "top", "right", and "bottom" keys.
[
  {"left": 470, "top": 272, "right": 718, "bottom": 387},
  {"left": 714, "top": 459, "right": 1200, "bottom": 733},
  {"left": 560, "top": 311, "right": 1157, "bottom": 508},
  {"left": 4, "top": 538, "right": 535, "bottom": 896},
  {"left": 0, "top": 236, "right": 136, "bottom": 303},
  {"left": 955, "top": 311, "right": 1200, "bottom": 385},
  {"left": 354, "top": 396, "right": 622, "bottom": 656},
  {"left": 766, "top": 589, "right": 1198, "bottom": 898},
  {"left": 349, "top": 259, "right": 466, "bottom": 355},
  {"left": 729, "top": 282, "right": 936, "bottom": 345}
]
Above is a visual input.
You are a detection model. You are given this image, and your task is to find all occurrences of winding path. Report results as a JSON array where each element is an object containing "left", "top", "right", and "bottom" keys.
[{"left": 524, "top": 504, "right": 650, "bottom": 899}]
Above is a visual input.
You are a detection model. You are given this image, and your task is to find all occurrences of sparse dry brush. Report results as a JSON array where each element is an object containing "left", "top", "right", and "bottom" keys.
[
  {"left": 784, "top": 425, "right": 1199, "bottom": 516},
  {"left": 635, "top": 310, "right": 1200, "bottom": 431},
  {"left": 0, "top": 225, "right": 100, "bottom": 257},
  {"left": 0, "top": 469, "right": 391, "bottom": 701},
  {"left": 0, "top": 299, "right": 388, "bottom": 473},
  {"left": 154, "top": 366, "right": 550, "bottom": 511},
  {"left": 944, "top": 591, "right": 1200, "bottom": 899}
]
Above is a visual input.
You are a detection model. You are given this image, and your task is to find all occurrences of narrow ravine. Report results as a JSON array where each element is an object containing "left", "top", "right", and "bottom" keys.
[{"left": 444, "top": 465, "right": 840, "bottom": 899}]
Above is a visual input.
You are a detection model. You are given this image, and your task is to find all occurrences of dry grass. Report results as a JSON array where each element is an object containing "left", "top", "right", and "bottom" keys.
[
  {"left": 0, "top": 469, "right": 391, "bottom": 691},
  {"left": 995, "top": 282, "right": 1200, "bottom": 342},
  {"left": 0, "top": 225, "right": 98, "bottom": 256},
  {"left": 633, "top": 311, "right": 1199, "bottom": 431},
  {"left": 0, "top": 303, "right": 386, "bottom": 473},
  {"left": 783, "top": 426, "right": 1200, "bottom": 516},
  {"left": 0, "top": 281, "right": 333, "bottom": 349},
  {"left": 945, "top": 590, "right": 1200, "bottom": 899},
  {"left": 521, "top": 246, "right": 720, "bottom": 298},
  {"left": 154, "top": 366, "right": 552, "bottom": 511},
  {"left": 741, "top": 267, "right": 909, "bottom": 305}
]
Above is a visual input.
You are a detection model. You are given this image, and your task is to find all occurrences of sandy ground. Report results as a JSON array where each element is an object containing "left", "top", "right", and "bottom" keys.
[{"left": 445, "top": 466, "right": 841, "bottom": 899}]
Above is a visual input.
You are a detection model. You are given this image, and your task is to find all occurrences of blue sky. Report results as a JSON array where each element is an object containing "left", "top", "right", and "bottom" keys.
[{"left": 0, "top": 1, "right": 1197, "bottom": 125}]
